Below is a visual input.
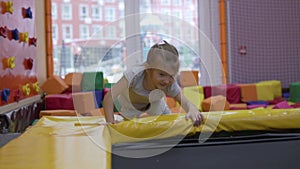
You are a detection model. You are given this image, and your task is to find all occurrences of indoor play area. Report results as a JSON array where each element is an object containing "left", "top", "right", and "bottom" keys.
[{"left": 1, "top": 0, "right": 300, "bottom": 169}]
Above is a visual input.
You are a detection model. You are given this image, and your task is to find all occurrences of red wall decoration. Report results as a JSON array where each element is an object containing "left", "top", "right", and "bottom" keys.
[{"left": 0, "top": 0, "right": 38, "bottom": 106}]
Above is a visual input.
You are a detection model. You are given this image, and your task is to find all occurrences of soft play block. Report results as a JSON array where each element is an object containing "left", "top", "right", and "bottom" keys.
[
  {"left": 103, "top": 88, "right": 111, "bottom": 97},
  {"left": 183, "top": 86, "right": 204, "bottom": 110},
  {"left": 64, "top": 72, "right": 83, "bottom": 92},
  {"left": 203, "top": 86, "right": 212, "bottom": 99},
  {"left": 226, "top": 84, "right": 241, "bottom": 104},
  {"left": 204, "top": 85, "right": 231, "bottom": 98},
  {"left": 238, "top": 84, "right": 258, "bottom": 102},
  {"left": 165, "top": 96, "right": 177, "bottom": 109},
  {"left": 246, "top": 100, "right": 269, "bottom": 105},
  {"left": 179, "top": 71, "right": 199, "bottom": 87},
  {"left": 40, "top": 75, "right": 69, "bottom": 94},
  {"left": 258, "top": 80, "right": 282, "bottom": 98},
  {"left": 216, "top": 84, "right": 241, "bottom": 104},
  {"left": 72, "top": 92, "right": 96, "bottom": 115},
  {"left": 81, "top": 72, "right": 104, "bottom": 91},
  {"left": 256, "top": 82, "right": 275, "bottom": 101},
  {"left": 88, "top": 108, "right": 105, "bottom": 116},
  {"left": 170, "top": 106, "right": 186, "bottom": 114},
  {"left": 201, "top": 95, "right": 230, "bottom": 112},
  {"left": 94, "top": 90, "right": 104, "bottom": 108},
  {"left": 203, "top": 85, "right": 241, "bottom": 104},
  {"left": 272, "top": 101, "right": 293, "bottom": 109},
  {"left": 247, "top": 104, "right": 267, "bottom": 109},
  {"left": 292, "top": 101, "right": 300, "bottom": 108},
  {"left": 229, "top": 103, "right": 247, "bottom": 110},
  {"left": 289, "top": 82, "right": 300, "bottom": 103},
  {"left": 45, "top": 94, "right": 74, "bottom": 110},
  {"left": 39, "top": 110, "right": 77, "bottom": 118}
]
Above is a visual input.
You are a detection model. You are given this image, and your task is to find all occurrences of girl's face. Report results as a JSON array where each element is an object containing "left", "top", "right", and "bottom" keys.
[{"left": 148, "top": 69, "right": 176, "bottom": 90}]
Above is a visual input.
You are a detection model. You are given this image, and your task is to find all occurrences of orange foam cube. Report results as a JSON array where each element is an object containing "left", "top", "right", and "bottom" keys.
[
  {"left": 238, "top": 84, "right": 258, "bottom": 102},
  {"left": 165, "top": 96, "right": 177, "bottom": 109},
  {"left": 229, "top": 103, "right": 248, "bottom": 110},
  {"left": 39, "top": 110, "right": 77, "bottom": 118},
  {"left": 201, "top": 95, "right": 230, "bottom": 112},
  {"left": 72, "top": 92, "right": 96, "bottom": 115},
  {"left": 40, "top": 75, "right": 69, "bottom": 94},
  {"left": 64, "top": 72, "right": 83, "bottom": 92}
]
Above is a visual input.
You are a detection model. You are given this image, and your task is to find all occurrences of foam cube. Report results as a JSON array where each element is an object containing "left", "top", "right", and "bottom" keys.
[
  {"left": 289, "top": 82, "right": 300, "bottom": 103},
  {"left": 179, "top": 71, "right": 199, "bottom": 87},
  {"left": 292, "top": 101, "right": 300, "bottom": 108},
  {"left": 64, "top": 72, "right": 83, "bottom": 92},
  {"left": 203, "top": 86, "right": 212, "bottom": 99},
  {"left": 72, "top": 92, "right": 96, "bottom": 115},
  {"left": 81, "top": 72, "right": 104, "bottom": 91},
  {"left": 183, "top": 86, "right": 204, "bottom": 110},
  {"left": 238, "top": 84, "right": 258, "bottom": 102},
  {"left": 165, "top": 96, "right": 177, "bottom": 109},
  {"left": 203, "top": 84, "right": 241, "bottom": 104},
  {"left": 45, "top": 94, "right": 74, "bottom": 110},
  {"left": 229, "top": 103, "right": 247, "bottom": 110},
  {"left": 40, "top": 75, "right": 69, "bottom": 94},
  {"left": 39, "top": 110, "right": 77, "bottom": 118},
  {"left": 272, "top": 101, "right": 293, "bottom": 109},
  {"left": 247, "top": 104, "right": 267, "bottom": 109},
  {"left": 256, "top": 82, "right": 275, "bottom": 101},
  {"left": 258, "top": 80, "right": 282, "bottom": 98},
  {"left": 104, "top": 88, "right": 111, "bottom": 97},
  {"left": 88, "top": 108, "right": 105, "bottom": 116},
  {"left": 170, "top": 106, "right": 186, "bottom": 114},
  {"left": 201, "top": 95, "right": 230, "bottom": 112},
  {"left": 94, "top": 90, "right": 104, "bottom": 108},
  {"left": 216, "top": 84, "right": 241, "bottom": 104}
]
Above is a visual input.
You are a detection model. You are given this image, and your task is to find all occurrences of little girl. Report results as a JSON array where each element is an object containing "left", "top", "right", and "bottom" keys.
[{"left": 103, "top": 40, "right": 203, "bottom": 126}]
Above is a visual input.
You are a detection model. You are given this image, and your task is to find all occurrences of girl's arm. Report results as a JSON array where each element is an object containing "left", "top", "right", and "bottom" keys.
[
  {"left": 174, "top": 92, "right": 203, "bottom": 126},
  {"left": 103, "top": 76, "right": 128, "bottom": 123}
]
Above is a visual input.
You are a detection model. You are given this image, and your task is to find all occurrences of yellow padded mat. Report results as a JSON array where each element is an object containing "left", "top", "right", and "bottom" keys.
[
  {"left": 0, "top": 116, "right": 112, "bottom": 169},
  {"left": 1, "top": 108, "right": 300, "bottom": 169},
  {"left": 109, "top": 108, "right": 300, "bottom": 143}
]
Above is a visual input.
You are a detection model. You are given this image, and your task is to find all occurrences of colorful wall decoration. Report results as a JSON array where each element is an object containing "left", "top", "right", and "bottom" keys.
[{"left": 0, "top": 0, "right": 38, "bottom": 106}]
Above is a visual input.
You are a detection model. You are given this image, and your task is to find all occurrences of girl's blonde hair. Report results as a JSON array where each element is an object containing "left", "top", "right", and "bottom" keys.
[{"left": 146, "top": 40, "right": 180, "bottom": 74}]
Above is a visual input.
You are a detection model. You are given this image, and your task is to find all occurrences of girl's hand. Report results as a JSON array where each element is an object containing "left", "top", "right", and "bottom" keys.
[{"left": 185, "top": 110, "right": 204, "bottom": 127}]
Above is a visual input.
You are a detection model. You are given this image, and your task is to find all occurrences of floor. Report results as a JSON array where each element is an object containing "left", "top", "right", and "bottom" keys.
[{"left": 0, "top": 133, "right": 21, "bottom": 148}]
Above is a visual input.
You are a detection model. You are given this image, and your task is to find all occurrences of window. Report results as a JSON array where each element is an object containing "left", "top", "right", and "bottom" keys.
[
  {"left": 105, "top": 25, "right": 116, "bottom": 38},
  {"left": 161, "top": 9, "right": 171, "bottom": 22},
  {"left": 173, "top": 0, "right": 181, "bottom": 6},
  {"left": 52, "top": 3, "right": 57, "bottom": 20},
  {"left": 105, "top": 7, "right": 116, "bottom": 21},
  {"left": 62, "top": 24, "right": 73, "bottom": 41},
  {"left": 185, "top": 10, "right": 194, "bottom": 23},
  {"left": 80, "top": 25, "right": 90, "bottom": 39},
  {"left": 61, "top": 3, "right": 72, "bottom": 20},
  {"left": 49, "top": 0, "right": 203, "bottom": 84},
  {"left": 52, "top": 24, "right": 58, "bottom": 44},
  {"left": 139, "top": 0, "right": 200, "bottom": 73},
  {"left": 92, "top": 25, "right": 103, "bottom": 39},
  {"left": 92, "top": 5, "right": 102, "bottom": 20},
  {"left": 184, "top": 0, "right": 192, "bottom": 5},
  {"left": 79, "top": 4, "right": 89, "bottom": 20},
  {"left": 173, "top": 9, "right": 182, "bottom": 19},
  {"left": 105, "top": 0, "right": 115, "bottom": 3},
  {"left": 161, "top": 0, "right": 171, "bottom": 6}
]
